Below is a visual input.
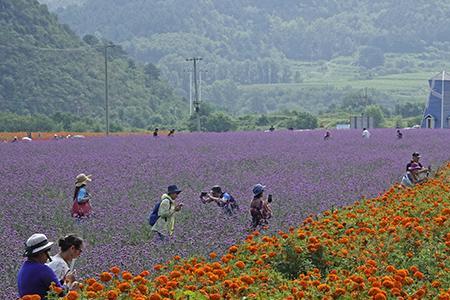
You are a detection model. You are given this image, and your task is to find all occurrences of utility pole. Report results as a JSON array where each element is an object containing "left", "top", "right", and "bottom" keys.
[
  {"left": 186, "top": 57, "right": 202, "bottom": 131},
  {"left": 104, "top": 44, "right": 114, "bottom": 135}
]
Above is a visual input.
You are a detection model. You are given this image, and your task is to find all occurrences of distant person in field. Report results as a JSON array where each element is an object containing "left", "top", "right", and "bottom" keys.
[
  {"left": 47, "top": 235, "right": 83, "bottom": 286},
  {"left": 324, "top": 131, "right": 331, "bottom": 140},
  {"left": 12, "top": 136, "right": 19, "bottom": 143},
  {"left": 71, "top": 174, "right": 93, "bottom": 219},
  {"left": 269, "top": 125, "right": 275, "bottom": 132},
  {"left": 168, "top": 129, "right": 175, "bottom": 137},
  {"left": 200, "top": 185, "right": 239, "bottom": 215},
  {"left": 362, "top": 128, "right": 371, "bottom": 138},
  {"left": 18, "top": 233, "right": 77, "bottom": 298},
  {"left": 397, "top": 129, "right": 403, "bottom": 139},
  {"left": 150, "top": 185, "right": 183, "bottom": 240},
  {"left": 250, "top": 184, "right": 272, "bottom": 229},
  {"left": 153, "top": 128, "right": 159, "bottom": 138}
]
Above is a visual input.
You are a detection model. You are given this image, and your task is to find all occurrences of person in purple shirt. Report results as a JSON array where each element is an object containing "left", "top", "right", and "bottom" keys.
[{"left": 17, "top": 233, "right": 73, "bottom": 298}]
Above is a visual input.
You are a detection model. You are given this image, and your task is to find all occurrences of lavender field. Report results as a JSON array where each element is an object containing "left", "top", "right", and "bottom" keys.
[{"left": 1, "top": 129, "right": 450, "bottom": 298}]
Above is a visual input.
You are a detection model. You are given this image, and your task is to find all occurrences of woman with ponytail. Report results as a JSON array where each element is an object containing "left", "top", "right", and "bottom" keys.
[{"left": 47, "top": 235, "right": 83, "bottom": 285}]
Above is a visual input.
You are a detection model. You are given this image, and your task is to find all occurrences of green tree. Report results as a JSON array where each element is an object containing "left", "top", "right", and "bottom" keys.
[
  {"left": 357, "top": 46, "right": 385, "bottom": 69},
  {"left": 203, "top": 112, "right": 237, "bottom": 132},
  {"left": 364, "top": 105, "right": 385, "bottom": 127}
]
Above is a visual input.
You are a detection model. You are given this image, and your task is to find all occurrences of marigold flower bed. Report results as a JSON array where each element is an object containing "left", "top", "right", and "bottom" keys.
[{"left": 36, "top": 162, "right": 450, "bottom": 299}]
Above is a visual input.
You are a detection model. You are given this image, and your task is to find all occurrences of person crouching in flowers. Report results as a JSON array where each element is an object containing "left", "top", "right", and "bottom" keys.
[
  {"left": 71, "top": 174, "right": 93, "bottom": 218},
  {"left": 47, "top": 235, "right": 83, "bottom": 288},
  {"left": 151, "top": 185, "right": 183, "bottom": 241},
  {"left": 250, "top": 184, "right": 272, "bottom": 229},
  {"left": 401, "top": 163, "right": 426, "bottom": 187},
  {"left": 17, "top": 233, "right": 77, "bottom": 298}
]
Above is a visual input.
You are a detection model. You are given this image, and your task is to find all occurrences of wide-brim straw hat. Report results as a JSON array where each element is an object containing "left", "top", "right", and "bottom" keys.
[
  {"left": 75, "top": 173, "right": 92, "bottom": 187},
  {"left": 24, "top": 233, "right": 54, "bottom": 257}
]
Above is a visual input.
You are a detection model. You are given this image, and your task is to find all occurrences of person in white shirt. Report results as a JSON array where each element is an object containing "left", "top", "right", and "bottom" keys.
[
  {"left": 362, "top": 128, "right": 371, "bottom": 138},
  {"left": 47, "top": 235, "right": 83, "bottom": 285}
]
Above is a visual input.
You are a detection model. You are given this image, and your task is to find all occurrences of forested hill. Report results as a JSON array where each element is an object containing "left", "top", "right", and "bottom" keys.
[
  {"left": 40, "top": 0, "right": 450, "bottom": 116},
  {"left": 47, "top": 0, "right": 450, "bottom": 60},
  {"left": 0, "top": 0, "right": 186, "bottom": 131}
]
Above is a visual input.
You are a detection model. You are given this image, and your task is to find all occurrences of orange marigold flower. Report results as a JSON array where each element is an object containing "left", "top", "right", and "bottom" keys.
[
  {"left": 106, "top": 290, "right": 118, "bottom": 300},
  {"left": 209, "top": 293, "right": 221, "bottom": 300},
  {"left": 100, "top": 272, "right": 113, "bottom": 282},
  {"left": 22, "top": 295, "right": 41, "bottom": 300},
  {"left": 170, "top": 270, "right": 182, "bottom": 279},
  {"left": 333, "top": 288, "right": 346, "bottom": 297},
  {"left": 209, "top": 252, "right": 217, "bottom": 259},
  {"left": 235, "top": 261, "right": 245, "bottom": 269},
  {"left": 118, "top": 282, "right": 131, "bottom": 292},
  {"left": 140, "top": 270, "right": 150, "bottom": 277},
  {"left": 86, "top": 291, "right": 97, "bottom": 299},
  {"left": 229, "top": 245, "right": 238, "bottom": 253},
  {"left": 432, "top": 280, "right": 441, "bottom": 288},
  {"left": 51, "top": 284, "right": 63, "bottom": 294},
  {"left": 86, "top": 278, "right": 97, "bottom": 286},
  {"left": 373, "top": 293, "right": 387, "bottom": 300},
  {"left": 110, "top": 266, "right": 120, "bottom": 275},
  {"left": 395, "top": 269, "right": 408, "bottom": 278},
  {"left": 386, "top": 265, "right": 396, "bottom": 273},
  {"left": 241, "top": 275, "right": 254, "bottom": 285},
  {"left": 317, "top": 283, "right": 330, "bottom": 292},
  {"left": 66, "top": 291, "right": 79, "bottom": 300},
  {"left": 153, "top": 264, "right": 164, "bottom": 271},
  {"left": 382, "top": 280, "right": 394, "bottom": 289},
  {"left": 149, "top": 293, "right": 162, "bottom": 300},
  {"left": 351, "top": 275, "right": 364, "bottom": 284},
  {"left": 413, "top": 271, "right": 424, "bottom": 280},
  {"left": 173, "top": 255, "right": 181, "bottom": 260},
  {"left": 122, "top": 271, "right": 133, "bottom": 280}
]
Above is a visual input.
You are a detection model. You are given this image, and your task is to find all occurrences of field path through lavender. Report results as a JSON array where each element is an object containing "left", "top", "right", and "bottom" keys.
[{"left": 1, "top": 129, "right": 449, "bottom": 298}]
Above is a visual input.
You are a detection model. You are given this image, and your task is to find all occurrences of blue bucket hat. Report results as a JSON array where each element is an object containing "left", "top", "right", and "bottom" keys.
[
  {"left": 167, "top": 185, "right": 182, "bottom": 194},
  {"left": 252, "top": 184, "right": 265, "bottom": 196}
]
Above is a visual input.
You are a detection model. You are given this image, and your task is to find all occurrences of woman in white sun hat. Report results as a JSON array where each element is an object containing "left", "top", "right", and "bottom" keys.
[
  {"left": 17, "top": 233, "right": 77, "bottom": 298},
  {"left": 71, "top": 173, "right": 93, "bottom": 218}
]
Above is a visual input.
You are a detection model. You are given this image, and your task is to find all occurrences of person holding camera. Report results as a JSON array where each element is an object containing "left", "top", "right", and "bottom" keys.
[
  {"left": 406, "top": 152, "right": 431, "bottom": 177},
  {"left": 150, "top": 185, "right": 183, "bottom": 241},
  {"left": 401, "top": 152, "right": 431, "bottom": 187},
  {"left": 200, "top": 185, "right": 239, "bottom": 216},
  {"left": 47, "top": 235, "right": 83, "bottom": 286},
  {"left": 250, "top": 184, "right": 272, "bottom": 229}
]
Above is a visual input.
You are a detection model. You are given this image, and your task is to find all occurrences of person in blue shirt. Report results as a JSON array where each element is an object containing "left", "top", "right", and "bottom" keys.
[
  {"left": 17, "top": 233, "right": 77, "bottom": 298},
  {"left": 71, "top": 173, "right": 93, "bottom": 218},
  {"left": 200, "top": 185, "right": 239, "bottom": 215}
]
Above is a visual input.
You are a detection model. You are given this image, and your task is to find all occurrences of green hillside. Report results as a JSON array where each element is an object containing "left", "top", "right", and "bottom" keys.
[
  {"left": 0, "top": 0, "right": 187, "bottom": 131},
  {"left": 41, "top": 0, "right": 450, "bottom": 116}
]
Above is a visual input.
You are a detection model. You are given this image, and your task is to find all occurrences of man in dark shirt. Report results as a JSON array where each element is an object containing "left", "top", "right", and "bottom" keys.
[{"left": 406, "top": 152, "right": 430, "bottom": 176}]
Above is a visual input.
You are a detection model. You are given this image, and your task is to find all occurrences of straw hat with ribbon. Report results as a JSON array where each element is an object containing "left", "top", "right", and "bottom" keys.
[{"left": 75, "top": 173, "right": 92, "bottom": 187}]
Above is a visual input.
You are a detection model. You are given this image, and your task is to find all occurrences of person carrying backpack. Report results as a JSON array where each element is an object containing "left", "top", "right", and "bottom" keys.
[{"left": 149, "top": 185, "right": 183, "bottom": 240}]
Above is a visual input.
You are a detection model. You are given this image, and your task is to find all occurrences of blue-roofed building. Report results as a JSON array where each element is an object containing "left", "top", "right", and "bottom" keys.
[{"left": 422, "top": 71, "right": 450, "bottom": 128}]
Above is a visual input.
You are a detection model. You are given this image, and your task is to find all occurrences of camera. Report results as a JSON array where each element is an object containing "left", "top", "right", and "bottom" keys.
[
  {"left": 267, "top": 194, "right": 273, "bottom": 203},
  {"left": 200, "top": 191, "right": 208, "bottom": 197}
]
